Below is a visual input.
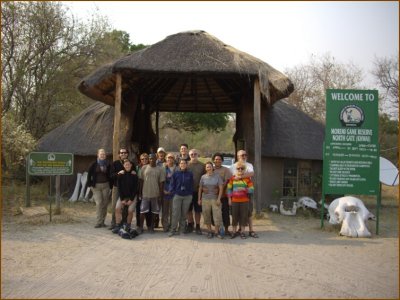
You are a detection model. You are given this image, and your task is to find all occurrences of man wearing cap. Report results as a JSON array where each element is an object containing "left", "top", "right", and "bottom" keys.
[
  {"left": 156, "top": 147, "right": 167, "bottom": 167},
  {"left": 138, "top": 153, "right": 166, "bottom": 233}
]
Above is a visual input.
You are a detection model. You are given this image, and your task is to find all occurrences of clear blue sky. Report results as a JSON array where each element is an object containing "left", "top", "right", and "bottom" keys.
[{"left": 65, "top": 1, "right": 398, "bottom": 87}]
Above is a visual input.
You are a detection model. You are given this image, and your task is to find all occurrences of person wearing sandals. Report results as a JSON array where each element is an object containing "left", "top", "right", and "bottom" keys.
[
  {"left": 168, "top": 159, "right": 194, "bottom": 237},
  {"left": 227, "top": 162, "right": 254, "bottom": 239},
  {"left": 198, "top": 162, "right": 224, "bottom": 239},
  {"left": 230, "top": 150, "right": 259, "bottom": 238}
]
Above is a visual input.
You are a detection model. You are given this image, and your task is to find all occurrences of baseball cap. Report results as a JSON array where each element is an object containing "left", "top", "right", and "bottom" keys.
[{"left": 157, "top": 147, "right": 166, "bottom": 153}]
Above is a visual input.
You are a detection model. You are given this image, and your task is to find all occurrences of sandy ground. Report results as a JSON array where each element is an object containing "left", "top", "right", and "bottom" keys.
[{"left": 1, "top": 202, "right": 398, "bottom": 299}]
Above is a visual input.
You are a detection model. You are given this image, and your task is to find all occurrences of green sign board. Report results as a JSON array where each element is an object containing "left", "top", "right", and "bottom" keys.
[
  {"left": 323, "top": 89, "right": 379, "bottom": 195},
  {"left": 28, "top": 152, "right": 74, "bottom": 176}
]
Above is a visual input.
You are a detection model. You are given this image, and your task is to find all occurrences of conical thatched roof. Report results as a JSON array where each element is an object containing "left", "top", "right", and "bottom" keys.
[
  {"left": 37, "top": 102, "right": 114, "bottom": 156},
  {"left": 262, "top": 100, "right": 325, "bottom": 160},
  {"left": 38, "top": 101, "right": 324, "bottom": 161},
  {"left": 78, "top": 30, "right": 293, "bottom": 112}
]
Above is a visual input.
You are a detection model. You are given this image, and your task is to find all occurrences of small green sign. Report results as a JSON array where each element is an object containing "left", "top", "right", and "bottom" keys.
[
  {"left": 323, "top": 89, "right": 379, "bottom": 195},
  {"left": 28, "top": 152, "right": 74, "bottom": 176}
]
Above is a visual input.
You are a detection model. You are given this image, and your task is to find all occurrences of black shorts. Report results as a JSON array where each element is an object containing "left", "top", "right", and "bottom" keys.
[{"left": 188, "top": 192, "right": 202, "bottom": 213}]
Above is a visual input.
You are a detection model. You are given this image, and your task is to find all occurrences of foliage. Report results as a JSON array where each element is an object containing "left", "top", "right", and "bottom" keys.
[
  {"left": 163, "top": 112, "right": 230, "bottom": 133},
  {"left": 372, "top": 55, "right": 399, "bottom": 118},
  {"left": 1, "top": 2, "right": 146, "bottom": 140},
  {"left": 285, "top": 53, "right": 364, "bottom": 122},
  {"left": 158, "top": 113, "right": 235, "bottom": 155},
  {"left": 379, "top": 114, "right": 398, "bottom": 165},
  {"left": 1, "top": 112, "right": 37, "bottom": 175}
]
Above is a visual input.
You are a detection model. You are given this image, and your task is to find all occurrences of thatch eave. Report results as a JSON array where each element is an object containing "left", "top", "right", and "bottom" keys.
[{"left": 78, "top": 30, "right": 293, "bottom": 108}]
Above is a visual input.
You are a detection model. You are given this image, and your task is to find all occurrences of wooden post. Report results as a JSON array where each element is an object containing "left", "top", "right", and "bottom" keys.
[
  {"left": 113, "top": 73, "right": 122, "bottom": 161},
  {"left": 55, "top": 175, "right": 61, "bottom": 215},
  {"left": 254, "top": 78, "right": 262, "bottom": 214}
]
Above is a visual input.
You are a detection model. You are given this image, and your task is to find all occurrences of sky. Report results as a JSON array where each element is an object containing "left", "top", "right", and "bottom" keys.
[{"left": 65, "top": 1, "right": 398, "bottom": 87}]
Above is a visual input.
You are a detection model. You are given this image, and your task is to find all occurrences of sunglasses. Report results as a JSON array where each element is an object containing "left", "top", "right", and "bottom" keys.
[
  {"left": 120, "top": 152, "right": 128, "bottom": 154},
  {"left": 237, "top": 167, "right": 245, "bottom": 170},
  {"left": 239, "top": 154, "right": 247, "bottom": 157}
]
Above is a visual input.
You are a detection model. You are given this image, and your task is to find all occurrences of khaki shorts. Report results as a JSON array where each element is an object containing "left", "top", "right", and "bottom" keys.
[{"left": 116, "top": 198, "right": 136, "bottom": 213}]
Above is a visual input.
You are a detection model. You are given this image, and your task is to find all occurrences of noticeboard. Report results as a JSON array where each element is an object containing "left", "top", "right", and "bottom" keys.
[
  {"left": 323, "top": 89, "right": 379, "bottom": 195},
  {"left": 28, "top": 152, "right": 74, "bottom": 176}
]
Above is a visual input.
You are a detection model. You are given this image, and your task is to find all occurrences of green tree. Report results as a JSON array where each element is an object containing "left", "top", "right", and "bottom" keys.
[
  {"left": 379, "top": 114, "right": 398, "bottom": 165},
  {"left": 1, "top": 2, "right": 146, "bottom": 140},
  {"left": 163, "top": 112, "right": 230, "bottom": 133}
]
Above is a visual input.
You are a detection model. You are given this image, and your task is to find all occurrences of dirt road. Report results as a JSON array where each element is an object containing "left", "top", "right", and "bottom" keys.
[{"left": 1, "top": 204, "right": 398, "bottom": 299}]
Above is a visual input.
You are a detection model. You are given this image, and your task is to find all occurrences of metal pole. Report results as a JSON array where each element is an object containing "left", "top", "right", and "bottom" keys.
[
  {"left": 25, "top": 155, "right": 31, "bottom": 207},
  {"left": 376, "top": 183, "right": 381, "bottom": 235},
  {"left": 49, "top": 176, "right": 52, "bottom": 222}
]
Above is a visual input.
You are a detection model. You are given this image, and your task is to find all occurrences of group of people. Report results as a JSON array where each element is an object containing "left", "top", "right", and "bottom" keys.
[{"left": 87, "top": 144, "right": 259, "bottom": 240}]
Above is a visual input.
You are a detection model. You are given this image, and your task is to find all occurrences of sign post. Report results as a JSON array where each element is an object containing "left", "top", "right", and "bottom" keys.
[
  {"left": 26, "top": 152, "right": 74, "bottom": 221},
  {"left": 322, "top": 89, "right": 380, "bottom": 233}
]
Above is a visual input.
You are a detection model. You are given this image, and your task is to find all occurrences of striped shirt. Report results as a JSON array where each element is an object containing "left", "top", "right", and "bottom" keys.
[{"left": 227, "top": 177, "right": 254, "bottom": 203}]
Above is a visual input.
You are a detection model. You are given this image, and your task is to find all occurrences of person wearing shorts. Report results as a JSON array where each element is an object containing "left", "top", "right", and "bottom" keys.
[
  {"left": 198, "top": 162, "right": 224, "bottom": 238},
  {"left": 138, "top": 153, "right": 165, "bottom": 233},
  {"left": 112, "top": 159, "right": 138, "bottom": 234}
]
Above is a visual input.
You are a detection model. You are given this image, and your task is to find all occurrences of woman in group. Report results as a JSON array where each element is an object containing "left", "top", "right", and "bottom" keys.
[
  {"left": 198, "top": 161, "right": 224, "bottom": 238},
  {"left": 162, "top": 153, "right": 178, "bottom": 232},
  {"left": 168, "top": 159, "right": 193, "bottom": 237},
  {"left": 227, "top": 162, "right": 254, "bottom": 239},
  {"left": 87, "top": 148, "right": 113, "bottom": 228},
  {"left": 136, "top": 153, "right": 149, "bottom": 228}
]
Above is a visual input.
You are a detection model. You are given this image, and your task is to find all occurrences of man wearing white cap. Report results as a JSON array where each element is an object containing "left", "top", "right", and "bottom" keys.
[{"left": 156, "top": 147, "right": 167, "bottom": 167}]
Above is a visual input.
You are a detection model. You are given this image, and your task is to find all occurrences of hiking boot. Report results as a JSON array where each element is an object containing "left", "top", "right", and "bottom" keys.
[
  {"left": 168, "top": 230, "right": 179, "bottom": 237},
  {"left": 112, "top": 225, "right": 121, "bottom": 234},
  {"left": 94, "top": 224, "right": 103, "bottom": 228},
  {"left": 184, "top": 223, "right": 193, "bottom": 234},
  {"left": 195, "top": 227, "right": 202, "bottom": 235}
]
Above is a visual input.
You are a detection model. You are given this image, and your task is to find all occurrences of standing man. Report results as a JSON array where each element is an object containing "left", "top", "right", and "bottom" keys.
[
  {"left": 187, "top": 149, "right": 205, "bottom": 234},
  {"left": 139, "top": 153, "right": 166, "bottom": 233},
  {"left": 110, "top": 148, "right": 133, "bottom": 230},
  {"left": 175, "top": 143, "right": 191, "bottom": 164},
  {"left": 212, "top": 153, "right": 232, "bottom": 234},
  {"left": 230, "top": 150, "right": 259, "bottom": 238},
  {"left": 156, "top": 147, "right": 167, "bottom": 167}
]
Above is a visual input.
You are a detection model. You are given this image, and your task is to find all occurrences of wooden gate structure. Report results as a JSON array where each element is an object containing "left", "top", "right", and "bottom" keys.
[{"left": 78, "top": 30, "right": 294, "bottom": 213}]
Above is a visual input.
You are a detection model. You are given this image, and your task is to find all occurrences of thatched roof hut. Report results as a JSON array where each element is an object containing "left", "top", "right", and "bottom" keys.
[
  {"left": 263, "top": 100, "right": 325, "bottom": 160},
  {"left": 75, "top": 30, "right": 297, "bottom": 211},
  {"left": 37, "top": 102, "right": 114, "bottom": 156},
  {"left": 78, "top": 30, "right": 293, "bottom": 112},
  {"left": 38, "top": 101, "right": 324, "bottom": 160}
]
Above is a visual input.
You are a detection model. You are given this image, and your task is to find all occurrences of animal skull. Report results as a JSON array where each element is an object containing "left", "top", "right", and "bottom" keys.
[
  {"left": 297, "top": 197, "right": 318, "bottom": 210},
  {"left": 328, "top": 196, "right": 375, "bottom": 238}
]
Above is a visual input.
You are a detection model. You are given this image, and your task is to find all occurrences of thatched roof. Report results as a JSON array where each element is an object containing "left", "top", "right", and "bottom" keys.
[
  {"left": 78, "top": 30, "right": 293, "bottom": 112},
  {"left": 37, "top": 102, "right": 114, "bottom": 156},
  {"left": 262, "top": 100, "right": 325, "bottom": 160},
  {"left": 38, "top": 101, "right": 324, "bottom": 160}
]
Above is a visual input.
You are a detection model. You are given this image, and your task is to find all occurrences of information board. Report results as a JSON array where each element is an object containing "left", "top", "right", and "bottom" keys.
[
  {"left": 323, "top": 89, "right": 379, "bottom": 195},
  {"left": 28, "top": 152, "right": 74, "bottom": 176}
]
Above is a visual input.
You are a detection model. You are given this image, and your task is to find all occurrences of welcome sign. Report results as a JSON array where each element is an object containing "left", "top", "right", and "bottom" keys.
[{"left": 323, "top": 89, "right": 379, "bottom": 195}]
